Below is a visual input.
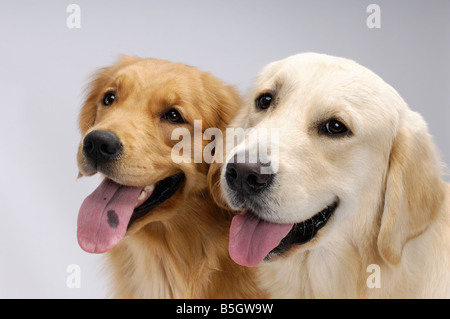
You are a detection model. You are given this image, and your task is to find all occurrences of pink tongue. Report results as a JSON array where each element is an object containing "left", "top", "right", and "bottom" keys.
[
  {"left": 77, "top": 178, "right": 145, "bottom": 254},
  {"left": 229, "top": 213, "right": 293, "bottom": 267}
]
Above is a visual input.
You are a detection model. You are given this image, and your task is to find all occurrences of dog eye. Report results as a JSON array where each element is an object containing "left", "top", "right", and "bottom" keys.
[
  {"left": 163, "top": 109, "right": 185, "bottom": 124},
  {"left": 255, "top": 93, "right": 273, "bottom": 110},
  {"left": 324, "top": 119, "right": 348, "bottom": 135},
  {"left": 102, "top": 92, "right": 116, "bottom": 106}
]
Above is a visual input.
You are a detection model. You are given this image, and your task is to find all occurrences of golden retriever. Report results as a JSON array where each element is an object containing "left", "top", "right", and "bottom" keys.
[
  {"left": 76, "top": 56, "right": 265, "bottom": 298},
  {"left": 209, "top": 53, "right": 450, "bottom": 298}
]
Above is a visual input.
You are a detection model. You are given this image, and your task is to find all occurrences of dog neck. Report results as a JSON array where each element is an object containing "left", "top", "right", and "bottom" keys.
[{"left": 104, "top": 190, "right": 263, "bottom": 298}]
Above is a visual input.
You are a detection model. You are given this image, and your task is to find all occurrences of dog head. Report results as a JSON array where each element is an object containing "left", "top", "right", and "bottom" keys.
[
  {"left": 77, "top": 55, "right": 240, "bottom": 253},
  {"left": 210, "top": 53, "right": 446, "bottom": 267}
]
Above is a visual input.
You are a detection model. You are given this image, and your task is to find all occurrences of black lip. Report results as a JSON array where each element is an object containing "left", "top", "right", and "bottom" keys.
[
  {"left": 267, "top": 200, "right": 339, "bottom": 258},
  {"left": 127, "top": 173, "right": 185, "bottom": 228}
]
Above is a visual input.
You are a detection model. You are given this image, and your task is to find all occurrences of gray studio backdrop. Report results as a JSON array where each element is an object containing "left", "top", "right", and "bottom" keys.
[{"left": 0, "top": 0, "right": 448, "bottom": 298}]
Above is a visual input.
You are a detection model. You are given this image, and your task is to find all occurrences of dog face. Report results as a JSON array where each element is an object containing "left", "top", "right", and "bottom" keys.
[
  {"left": 212, "top": 53, "right": 443, "bottom": 267},
  {"left": 77, "top": 56, "right": 240, "bottom": 253}
]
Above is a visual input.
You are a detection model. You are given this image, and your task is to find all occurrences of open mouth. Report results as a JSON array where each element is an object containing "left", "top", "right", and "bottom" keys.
[
  {"left": 228, "top": 200, "right": 339, "bottom": 267},
  {"left": 129, "top": 173, "right": 185, "bottom": 227},
  {"left": 268, "top": 201, "right": 338, "bottom": 257},
  {"left": 77, "top": 173, "right": 185, "bottom": 254}
]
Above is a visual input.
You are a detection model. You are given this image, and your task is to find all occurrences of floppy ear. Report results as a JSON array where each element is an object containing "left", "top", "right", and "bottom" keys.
[
  {"left": 79, "top": 55, "right": 141, "bottom": 134},
  {"left": 208, "top": 158, "right": 229, "bottom": 210},
  {"left": 377, "top": 112, "right": 446, "bottom": 266},
  {"left": 79, "top": 72, "right": 104, "bottom": 135},
  {"left": 204, "top": 80, "right": 242, "bottom": 211}
]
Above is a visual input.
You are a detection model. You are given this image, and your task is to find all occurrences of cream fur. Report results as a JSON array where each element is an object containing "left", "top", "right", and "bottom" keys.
[{"left": 217, "top": 53, "right": 450, "bottom": 298}]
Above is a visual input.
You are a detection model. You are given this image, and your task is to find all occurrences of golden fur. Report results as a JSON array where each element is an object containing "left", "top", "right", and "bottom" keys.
[
  {"left": 77, "top": 56, "right": 265, "bottom": 298},
  {"left": 210, "top": 53, "right": 450, "bottom": 298}
]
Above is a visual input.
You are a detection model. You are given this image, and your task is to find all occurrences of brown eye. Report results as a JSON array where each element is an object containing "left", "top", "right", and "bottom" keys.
[
  {"left": 326, "top": 120, "right": 347, "bottom": 135},
  {"left": 102, "top": 92, "right": 115, "bottom": 106},
  {"left": 163, "top": 109, "right": 185, "bottom": 124},
  {"left": 321, "top": 119, "right": 349, "bottom": 136},
  {"left": 256, "top": 93, "right": 273, "bottom": 110}
]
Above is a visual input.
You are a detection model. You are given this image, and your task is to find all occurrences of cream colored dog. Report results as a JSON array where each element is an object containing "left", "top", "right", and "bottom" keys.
[{"left": 210, "top": 53, "right": 450, "bottom": 298}]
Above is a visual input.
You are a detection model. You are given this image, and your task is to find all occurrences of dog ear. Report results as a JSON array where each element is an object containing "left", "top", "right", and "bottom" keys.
[
  {"left": 79, "top": 55, "right": 140, "bottom": 134},
  {"left": 208, "top": 159, "right": 230, "bottom": 210},
  {"left": 377, "top": 112, "right": 446, "bottom": 266},
  {"left": 204, "top": 79, "right": 242, "bottom": 211},
  {"left": 79, "top": 71, "right": 104, "bottom": 134}
]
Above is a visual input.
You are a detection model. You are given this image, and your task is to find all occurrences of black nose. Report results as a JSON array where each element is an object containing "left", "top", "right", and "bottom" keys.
[
  {"left": 83, "top": 130, "right": 122, "bottom": 165},
  {"left": 225, "top": 154, "right": 274, "bottom": 195}
]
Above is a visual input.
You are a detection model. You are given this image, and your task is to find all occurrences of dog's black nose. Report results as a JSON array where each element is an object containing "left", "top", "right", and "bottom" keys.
[
  {"left": 83, "top": 130, "right": 122, "bottom": 165},
  {"left": 225, "top": 154, "right": 274, "bottom": 195}
]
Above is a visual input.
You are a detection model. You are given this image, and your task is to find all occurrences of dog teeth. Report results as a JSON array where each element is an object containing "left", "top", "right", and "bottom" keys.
[
  {"left": 135, "top": 184, "right": 156, "bottom": 208},
  {"left": 138, "top": 191, "right": 147, "bottom": 201},
  {"left": 138, "top": 184, "right": 155, "bottom": 201}
]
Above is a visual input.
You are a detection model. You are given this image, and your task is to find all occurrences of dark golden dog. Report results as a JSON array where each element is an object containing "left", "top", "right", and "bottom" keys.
[{"left": 77, "top": 56, "right": 264, "bottom": 298}]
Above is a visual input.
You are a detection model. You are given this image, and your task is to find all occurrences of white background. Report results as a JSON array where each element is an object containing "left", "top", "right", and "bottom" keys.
[{"left": 0, "top": 0, "right": 449, "bottom": 298}]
